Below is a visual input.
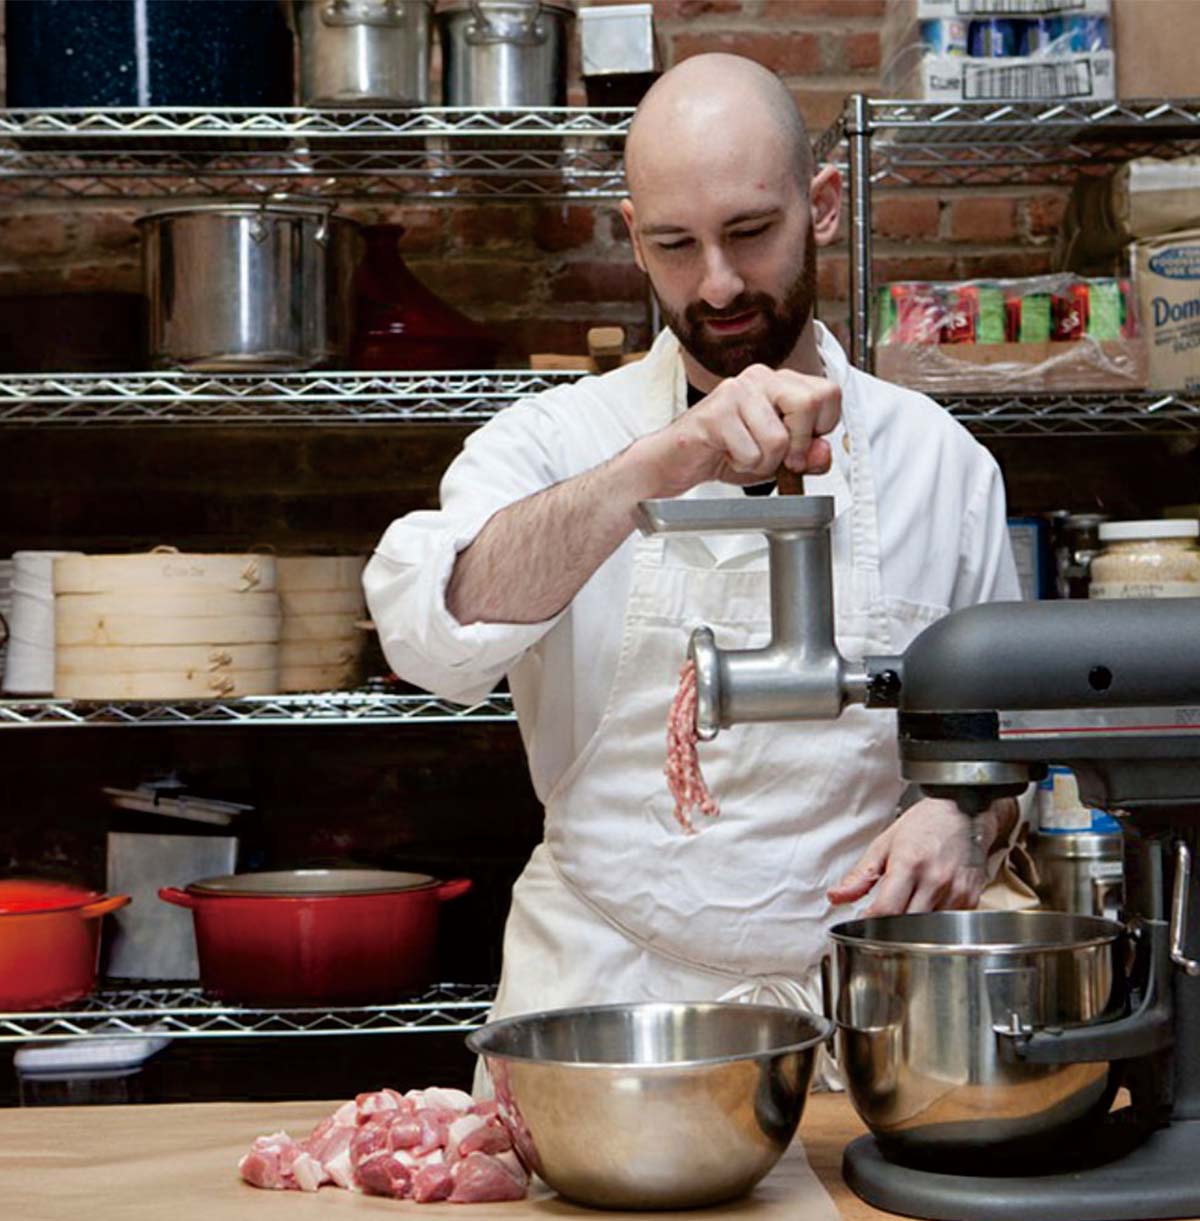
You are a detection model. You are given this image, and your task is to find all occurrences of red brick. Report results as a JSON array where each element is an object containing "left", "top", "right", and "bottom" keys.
[
  {"left": 792, "top": 88, "right": 852, "bottom": 134},
  {"left": 450, "top": 206, "right": 530, "bottom": 249},
  {"left": 533, "top": 206, "right": 596, "bottom": 253},
  {"left": 949, "top": 196, "right": 1018, "bottom": 242},
  {"left": 609, "top": 212, "right": 634, "bottom": 244},
  {"left": 757, "top": 0, "right": 884, "bottom": 16},
  {"left": 1025, "top": 191, "right": 1070, "bottom": 238},
  {"left": 654, "top": 0, "right": 745, "bottom": 17},
  {"left": 842, "top": 29, "right": 881, "bottom": 72},
  {"left": 411, "top": 259, "right": 538, "bottom": 310},
  {"left": 671, "top": 31, "right": 822, "bottom": 76},
  {"left": 872, "top": 254, "right": 957, "bottom": 284},
  {"left": 956, "top": 250, "right": 1053, "bottom": 280},
  {"left": 84, "top": 209, "right": 141, "bottom": 254},
  {"left": 874, "top": 196, "right": 940, "bottom": 241},
  {"left": 550, "top": 260, "right": 648, "bottom": 304},
  {"left": 61, "top": 261, "right": 141, "bottom": 293},
  {"left": 0, "top": 214, "right": 72, "bottom": 259},
  {"left": 816, "top": 251, "right": 849, "bottom": 300},
  {"left": 346, "top": 205, "right": 445, "bottom": 253}
]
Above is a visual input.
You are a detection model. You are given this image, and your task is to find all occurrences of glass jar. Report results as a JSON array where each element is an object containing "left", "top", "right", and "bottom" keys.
[{"left": 1089, "top": 519, "right": 1200, "bottom": 599}]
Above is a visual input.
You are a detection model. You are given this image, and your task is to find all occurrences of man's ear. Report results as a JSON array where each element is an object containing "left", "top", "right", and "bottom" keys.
[
  {"left": 619, "top": 198, "right": 647, "bottom": 273},
  {"left": 809, "top": 165, "right": 843, "bottom": 248}
]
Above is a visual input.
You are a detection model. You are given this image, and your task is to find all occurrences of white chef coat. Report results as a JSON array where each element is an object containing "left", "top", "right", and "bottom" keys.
[{"left": 365, "top": 323, "right": 1020, "bottom": 1073}]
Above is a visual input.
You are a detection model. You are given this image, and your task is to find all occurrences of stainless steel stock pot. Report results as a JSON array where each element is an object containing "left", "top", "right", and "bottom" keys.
[
  {"left": 138, "top": 204, "right": 362, "bottom": 372},
  {"left": 830, "top": 910, "right": 1127, "bottom": 1159}
]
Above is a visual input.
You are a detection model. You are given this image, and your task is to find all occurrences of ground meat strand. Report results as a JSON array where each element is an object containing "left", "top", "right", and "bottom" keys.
[{"left": 665, "top": 659, "right": 720, "bottom": 834}]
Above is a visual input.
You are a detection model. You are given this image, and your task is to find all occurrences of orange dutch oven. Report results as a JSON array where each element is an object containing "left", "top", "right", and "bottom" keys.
[{"left": 0, "top": 879, "right": 130, "bottom": 1010}]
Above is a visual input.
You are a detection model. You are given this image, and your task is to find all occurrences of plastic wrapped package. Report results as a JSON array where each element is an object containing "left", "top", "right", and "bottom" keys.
[{"left": 874, "top": 273, "right": 1148, "bottom": 393}]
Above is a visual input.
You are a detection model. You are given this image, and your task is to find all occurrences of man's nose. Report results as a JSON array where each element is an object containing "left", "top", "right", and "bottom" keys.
[{"left": 698, "top": 245, "right": 744, "bottom": 310}]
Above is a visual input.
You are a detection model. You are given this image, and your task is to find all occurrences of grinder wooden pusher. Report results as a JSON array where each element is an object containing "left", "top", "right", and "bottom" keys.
[{"left": 635, "top": 489, "right": 1200, "bottom": 1221}]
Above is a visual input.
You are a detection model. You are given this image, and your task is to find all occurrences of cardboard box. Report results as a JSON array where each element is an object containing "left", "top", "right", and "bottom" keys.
[
  {"left": 889, "top": 48, "right": 1115, "bottom": 101},
  {"left": 876, "top": 337, "right": 1147, "bottom": 392},
  {"left": 1131, "top": 229, "right": 1200, "bottom": 391},
  {"left": 1113, "top": 0, "right": 1200, "bottom": 98}
]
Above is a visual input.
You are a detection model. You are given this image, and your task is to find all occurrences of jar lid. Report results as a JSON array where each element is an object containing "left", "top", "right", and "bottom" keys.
[{"left": 1098, "top": 519, "right": 1200, "bottom": 541}]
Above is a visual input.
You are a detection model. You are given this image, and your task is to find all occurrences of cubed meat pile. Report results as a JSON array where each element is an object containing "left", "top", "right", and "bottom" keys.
[{"left": 238, "top": 1086, "right": 528, "bottom": 1204}]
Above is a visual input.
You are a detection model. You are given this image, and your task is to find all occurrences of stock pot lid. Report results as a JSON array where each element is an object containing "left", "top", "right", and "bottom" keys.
[
  {"left": 187, "top": 868, "right": 439, "bottom": 898},
  {"left": 135, "top": 204, "right": 356, "bottom": 225},
  {"left": 0, "top": 878, "right": 103, "bottom": 915},
  {"left": 436, "top": 0, "right": 576, "bottom": 14},
  {"left": 829, "top": 910, "right": 1124, "bottom": 953}
]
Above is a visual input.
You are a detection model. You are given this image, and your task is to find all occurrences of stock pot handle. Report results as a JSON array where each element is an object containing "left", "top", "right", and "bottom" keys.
[
  {"left": 158, "top": 886, "right": 197, "bottom": 909},
  {"left": 435, "top": 878, "right": 473, "bottom": 903},
  {"left": 1170, "top": 840, "right": 1200, "bottom": 975}
]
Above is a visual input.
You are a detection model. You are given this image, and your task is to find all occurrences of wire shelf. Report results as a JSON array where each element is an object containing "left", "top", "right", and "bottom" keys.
[
  {"left": 0, "top": 107, "right": 632, "bottom": 200},
  {"left": 0, "top": 981, "right": 497, "bottom": 1041},
  {"left": 0, "top": 370, "right": 587, "bottom": 426},
  {"left": 0, "top": 691, "right": 516, "bottom": 728},
  {"left": 822, "top": 97, "right": 1200, "bottom": 186},
  {"left": 945, "top": 391, "right": 1200, "bottom": 437}
]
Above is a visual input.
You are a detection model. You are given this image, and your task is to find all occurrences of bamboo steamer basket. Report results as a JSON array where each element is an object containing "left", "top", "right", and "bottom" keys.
[
  {"left": 55, "top": 643, "right": 277, "bottom": 676},
  {"left": 56, "top": 590, "right": 280, "bottom": 619},
  {"left": 53, "top": 550, "right": 276, "bottom": 595},
  {"left": 55, "top": 612, "right": 281, "bottom": 648},
  {"left": 279, "top": 639, "right": 362, "bottom": 668},
  {"left": 279, "top": 588, "right": 365, "bottom": 617},
  {"left": 55, "top": 668, "right": 278, "bottom": 701},
  {"left": 277, "top": 660, "right": 362, "bottom": 693},
  {"left": 275, "top": 555, "right": 366, "bottom": 592}
]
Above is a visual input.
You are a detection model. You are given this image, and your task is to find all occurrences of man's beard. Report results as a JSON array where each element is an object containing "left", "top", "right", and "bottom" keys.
[{"left": 654, "top": 230, "right": 817, "bottom": 379}]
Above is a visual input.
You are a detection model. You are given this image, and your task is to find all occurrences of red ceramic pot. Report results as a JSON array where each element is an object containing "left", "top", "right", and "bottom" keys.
[
  {"left": 159, "top": 869, "right": 472, "bottom": 1005},
  {"left": 0, "top": 879, "right": 130, "bottom": 1011}
]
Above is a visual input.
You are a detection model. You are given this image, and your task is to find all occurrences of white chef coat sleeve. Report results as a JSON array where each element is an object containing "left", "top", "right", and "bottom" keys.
[
  {"left": 950, "top": 452, "right": 1022, "bottom": 609},
  {"left": 363, "top": 396, "right": 572, "bottom": 704}
]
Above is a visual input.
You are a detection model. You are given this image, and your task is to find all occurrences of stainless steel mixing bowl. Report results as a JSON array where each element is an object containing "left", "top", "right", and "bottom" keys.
[
  {"left": 831, "top": 910, "right": 1128, "bottom": 1161},
  {"left": 466, "top": 1001, "right": 832, "bottom": 1208}
]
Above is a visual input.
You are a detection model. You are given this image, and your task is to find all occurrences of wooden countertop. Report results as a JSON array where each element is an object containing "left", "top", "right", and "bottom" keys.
[
  {"left": 0, "top": 1093, "right": 889, "bottom": 1221},
  {"left": 1, "top": 1092, "right": 1169, "bottom": 1221}
]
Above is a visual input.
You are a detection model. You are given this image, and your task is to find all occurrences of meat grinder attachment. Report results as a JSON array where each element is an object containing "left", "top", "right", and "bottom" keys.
[{"left": 633, "top": 495, "right": 870, "bottom": 738}]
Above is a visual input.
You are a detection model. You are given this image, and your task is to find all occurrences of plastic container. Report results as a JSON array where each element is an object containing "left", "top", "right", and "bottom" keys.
[
  {"left": 15, "top": 1037, "right": 171, "bottom": 1107},
  {"left": 1089, "top": 519, "right": 1200, "bottom": 599}
]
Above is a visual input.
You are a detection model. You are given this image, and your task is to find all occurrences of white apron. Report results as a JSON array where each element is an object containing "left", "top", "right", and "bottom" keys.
[{"left": 479, "top": 346, "right": 939, "bottom": 1091}]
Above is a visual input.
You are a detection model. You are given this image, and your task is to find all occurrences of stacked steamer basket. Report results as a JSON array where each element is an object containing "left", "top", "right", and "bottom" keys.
[
  {"left": 276, "top": 555, "right": 367, "bottom": 693},
  {"left": 53, "top": 549, "right": 280, "bottom": 700}
]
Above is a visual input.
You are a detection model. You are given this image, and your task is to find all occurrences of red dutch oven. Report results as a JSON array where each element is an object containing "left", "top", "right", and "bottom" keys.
[
  {"left": 0, "top": 879, "right": 130, "bottom": 1010},
  {"left": 159, "top": 869, "right": 472, "bottom": 1006}
]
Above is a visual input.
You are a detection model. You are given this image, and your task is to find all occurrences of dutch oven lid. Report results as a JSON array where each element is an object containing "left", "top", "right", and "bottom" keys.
[
  {"left": 0, "top": 878, "right": 103, "bottom": 915},
  {"left": 186, "top": 869, "right": 439, "bottom": 898}
]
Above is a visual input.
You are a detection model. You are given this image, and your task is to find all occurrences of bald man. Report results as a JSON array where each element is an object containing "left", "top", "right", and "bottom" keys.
[{"left": 365, "top": 55, "right": 1021, "bottom": 1081}]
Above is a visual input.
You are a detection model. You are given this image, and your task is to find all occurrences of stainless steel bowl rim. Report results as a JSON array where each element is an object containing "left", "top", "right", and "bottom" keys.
[
  {"left": 436, "top": 0, "right": 576, "bottom": 13},
  {"left": 466, "top": 1000, "right": 834, "bottom": 1069},
  {"left": 135, "top": 204, "right": 360, "bottom": 224},
  {"left": 829, "top": 917, "right": 1125, "bottom": 955}
]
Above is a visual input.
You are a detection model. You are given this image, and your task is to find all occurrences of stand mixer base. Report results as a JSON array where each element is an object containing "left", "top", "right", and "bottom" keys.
[{"left": 843, "top": 1119, "right": 1200, "bottom": 1220}]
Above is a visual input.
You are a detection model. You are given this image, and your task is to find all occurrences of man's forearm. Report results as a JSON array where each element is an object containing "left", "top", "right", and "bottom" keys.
[{"left": 446, "top": 441, "right": 664, "bottom": 626}]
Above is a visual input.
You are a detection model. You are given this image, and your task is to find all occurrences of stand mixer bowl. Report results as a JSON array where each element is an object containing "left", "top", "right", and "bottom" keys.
[{"left": 831, "top": 910, "right": 1128, "bottom": 1164}]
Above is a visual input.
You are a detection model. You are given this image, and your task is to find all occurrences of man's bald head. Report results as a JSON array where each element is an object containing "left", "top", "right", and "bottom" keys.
[{"left": 624, "top": 54, "right": 814, "bottom": 200}]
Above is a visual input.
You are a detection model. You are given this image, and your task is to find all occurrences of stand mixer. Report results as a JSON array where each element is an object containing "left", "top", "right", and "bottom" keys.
[{"left": 636, "top": 493, "right": 1200, "bottom": 1221}]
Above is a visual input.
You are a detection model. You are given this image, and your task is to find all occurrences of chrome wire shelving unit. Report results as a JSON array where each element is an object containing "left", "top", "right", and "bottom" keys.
[
  {"left": 942, "top": 390, "right": 1200, "bottom": 437},
  {"left": 0, "top": 107, "right": 632, "bottom": 200},
  {"left": 0, "top": 691, "right": 516, "bottom": 729},
  {"left": 0, "top": 370, "right": 586, "bottom": 426},
  {"left": 818, "top": 95, "right": 1200, "bottom": 369},
  {"left": 0, "top": 982, "right": 496, "bottom": 1042}
]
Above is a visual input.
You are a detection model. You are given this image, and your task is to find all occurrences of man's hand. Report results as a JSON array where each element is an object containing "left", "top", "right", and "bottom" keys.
[
  {"left": 632, "top": 364, "right": 842, "bottom": 499},
  {"left": 827, "top": 797, "right": 1016, "bottom": 917}
]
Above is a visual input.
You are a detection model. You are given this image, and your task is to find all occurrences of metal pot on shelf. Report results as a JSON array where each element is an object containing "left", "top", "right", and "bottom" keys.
[
  {"left": 830, "top": 910, "right": 1128, "bottom": 1161},
  {"left": 136, "top": 203, "right": 362, "bottom": 372},
  {"left": 436, "top": 0, "right": 574, "bottom": 106},
  {"left": 1030, "top": 829, "right": 1124, "bottom": 918},
  {"left": 293, "top": 0, "right": 434, "bottom": 106}
]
